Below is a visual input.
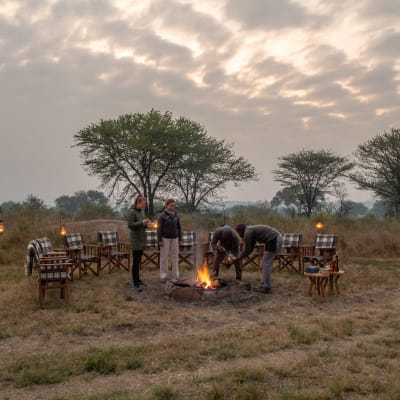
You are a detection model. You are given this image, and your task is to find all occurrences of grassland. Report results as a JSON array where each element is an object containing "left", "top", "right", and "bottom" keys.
[{"left": 1, "top": 255, "right": 400, "bottom": 399}]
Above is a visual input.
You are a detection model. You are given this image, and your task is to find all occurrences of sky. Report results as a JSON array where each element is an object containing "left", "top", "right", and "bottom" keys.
[{"left": 1, "top": 0, "right": 399, "bottom": 207}]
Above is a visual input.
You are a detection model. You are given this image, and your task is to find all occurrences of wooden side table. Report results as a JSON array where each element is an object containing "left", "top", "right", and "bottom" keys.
[{"left": 304, "top": 270, "right": 345, "bottom": 297}]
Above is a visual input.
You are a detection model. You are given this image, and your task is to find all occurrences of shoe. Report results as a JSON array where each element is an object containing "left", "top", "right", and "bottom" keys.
[
  {"left": 133, "top": 285, "right": 143, "bottom": 292},
  {"left": 160, "top": 278, "right": 167, "bottom": 283},
  {"left": 255, "top": 286, "right": 271, "bottom": 294},
  {"left": 137, "top": 280, "right": 145, "bottom": 286}
]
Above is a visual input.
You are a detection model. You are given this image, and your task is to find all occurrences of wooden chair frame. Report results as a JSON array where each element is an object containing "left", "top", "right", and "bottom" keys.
[
  {"left": 63, "top": 233, "right": 101, "bottom": 278},
  {"left": 179, "top": 231, "right": 196, "bottom": 270},
  {"left": 37, "top": 255, "right": 71, "bottom": 307},
  {"left": 275, "top": 233, "right": 303, "bottom": 273},
  {"left": 97, "top": 231, "right": 131, "bottom": 273},
  {"left": 142, "top": 230, "right": 160, "bottom": 268},
  {"left": 302, "top": 234, "right": 339, "bottom": 271}
]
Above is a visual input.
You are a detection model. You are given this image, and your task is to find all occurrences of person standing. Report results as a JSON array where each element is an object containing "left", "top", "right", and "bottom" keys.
[
  {"left": 127, "top": 195, "right": 152, "bottom": 292},
  {"left": 211, "top": 225, "right": 242, "bottom": 281},
  {"left": 234, "top": 224, "right": 283, "bottom": 293},
  {"left": 157, "top": 198, "right": 183, "bottom": 282}
]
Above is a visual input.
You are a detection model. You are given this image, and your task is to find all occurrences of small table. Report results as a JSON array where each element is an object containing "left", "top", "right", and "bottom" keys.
[{"left": 304, "top": 270, "right": 344, "bottom": 297}]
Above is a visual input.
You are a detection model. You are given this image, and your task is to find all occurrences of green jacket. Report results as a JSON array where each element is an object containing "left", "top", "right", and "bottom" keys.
[{"left": 127, "top": 207, "right": 147, "bottom": 250}]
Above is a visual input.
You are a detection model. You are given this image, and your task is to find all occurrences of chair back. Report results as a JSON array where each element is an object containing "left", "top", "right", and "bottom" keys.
[
  {"left": 98, "top": 231, "right": 118, "bottom": 247},
  {"left": 64, "top": 233, "right": 84, "bottom": 250},
  {"left": 145, "top": 230, "right": 158, "bottom": 247},
  {"left": 282, "top": 233, "right": 302, "bottom": 248},
  {"left": 181, "top": 231, "right": 196, "bottom": 247},
  {"left": 315, "top": 234, "right": 337, "bottom": 249},
  {"left": 37, "top": 237, "right": 53, "bottom": 254}
]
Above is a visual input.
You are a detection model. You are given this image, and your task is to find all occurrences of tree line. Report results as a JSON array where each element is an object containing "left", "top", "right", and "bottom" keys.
[{"left": 72, "top": 109, "right": 400, "bottom": 218}]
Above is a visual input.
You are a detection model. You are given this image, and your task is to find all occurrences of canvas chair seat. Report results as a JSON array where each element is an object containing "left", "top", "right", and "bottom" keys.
[
  {"left": 98, "top": 231, "right": 130, "bottom": 272},
  {"left": 275, "top": 233, "right": 303, "bottom": 273}
]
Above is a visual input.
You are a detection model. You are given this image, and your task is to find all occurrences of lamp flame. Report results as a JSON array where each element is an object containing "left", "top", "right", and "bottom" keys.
[
  {"left": 0, "top": 220, "right": 4, "bottom": 234},
  {"left": 59, "top": 224, "right": 67, "bottom": 236},
  {"left": 315, "top": 221, "right": 324, "bottom": 231}
]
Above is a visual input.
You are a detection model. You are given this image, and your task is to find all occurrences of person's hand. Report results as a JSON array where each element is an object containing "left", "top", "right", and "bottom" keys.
[
  {"left": 159, "top": 241, "right": 163, "bottom": 247},
  {"left": 143, "top": 219, "right": 150, "bottom": 226},
  {"left": 217, "top": 245, "right": 225, "bottom": 253},
  {"left": 179, "top": 240, "right": 183, "bottom": 246}
]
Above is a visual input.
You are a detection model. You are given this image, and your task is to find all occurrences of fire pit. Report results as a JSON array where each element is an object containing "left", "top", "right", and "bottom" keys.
[{"left": 164, "top": 262, "right": 252, "bottom": 304}]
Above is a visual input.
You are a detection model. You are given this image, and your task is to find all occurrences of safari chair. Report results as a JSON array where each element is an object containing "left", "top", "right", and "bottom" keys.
[
  {"left": 63, "top": 233, "right": 101, "bottom": 278},
  {"left": 141, "top": 230, "right": 160, "bottom": 268},
  {"left": 25, "top": 237, "right": 71, "bottom": 277},
  {"left": 97, "top": 231, "right": 131, "bottom": 273},
  {"left": 37, "top": 255, "right": 71, "bottom": 307},
  {"left": 274, "top": 233, "right": 303, "bottom": 273},
  {"left": 201, "top": 232, "right": 215, "bottom": 267},
  {"left": 241, "top": 242, "right": 265, "bottom": 269},
  {"left": 302, "top": 234, "right": 339, "bottom": 271},
  {"left": 179, "top": 231, "right": 196, "bottom": 270}
]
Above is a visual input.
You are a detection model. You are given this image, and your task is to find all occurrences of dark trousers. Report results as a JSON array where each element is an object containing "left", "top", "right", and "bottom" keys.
[
  {"left": 132, "top": 250, "right": 143, "bottom": 285},
  {"left": 212, "top": 251, "right": 242, "bottom": 280}
]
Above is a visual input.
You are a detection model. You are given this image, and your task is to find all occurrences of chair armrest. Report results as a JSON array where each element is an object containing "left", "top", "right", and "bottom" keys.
[{"left": 83, "top": 244, "right": 101, "bottom": 257}]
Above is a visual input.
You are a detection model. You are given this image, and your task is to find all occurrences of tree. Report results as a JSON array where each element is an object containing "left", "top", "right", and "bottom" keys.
[
  {"left": 270, "top": 187, "right": 302, "bottom": 216},
  {"left": 74, "top": 109, "right": 257, "bottom": 215},
  {"left": 350, "top": 128, "right": 400, "bottom": 216},
  {"left": 272, "top": 149, "right": 354, "bottom": 217},
  {"left": 74, "top": 110, "right": 190, "bottom": 216},
  {"left": 55, "top": 190, "right": 109, "bottom": 214},
  {"left": 168, "top": 118, "right": 257, "bottom": 211}
]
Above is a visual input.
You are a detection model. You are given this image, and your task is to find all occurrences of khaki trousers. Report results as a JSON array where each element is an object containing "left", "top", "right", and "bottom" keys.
[{"left": 159, "top": 237, "right": 180, "bottom": 281}]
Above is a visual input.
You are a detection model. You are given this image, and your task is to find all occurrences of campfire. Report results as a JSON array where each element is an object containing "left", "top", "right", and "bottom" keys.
[
  {"left": 165, "top": 262, "right": 252, "bottom": 303},
  {"left": 196, "top": 262, "right": 218, "bottom": 290}
]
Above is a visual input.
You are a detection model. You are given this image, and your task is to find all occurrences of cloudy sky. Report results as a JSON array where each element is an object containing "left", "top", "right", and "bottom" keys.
[{"left": 1, "top": 0, "right": 399, "bottom": 206}]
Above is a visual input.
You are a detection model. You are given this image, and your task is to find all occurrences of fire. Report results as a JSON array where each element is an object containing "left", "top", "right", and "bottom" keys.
[{"left": 196, "top": 262, "right": 216, "bottom": 290}]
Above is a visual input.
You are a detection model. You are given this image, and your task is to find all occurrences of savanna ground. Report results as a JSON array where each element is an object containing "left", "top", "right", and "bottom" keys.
[{"left": 1, "top": 255, "right": 400, "bottom": 400}]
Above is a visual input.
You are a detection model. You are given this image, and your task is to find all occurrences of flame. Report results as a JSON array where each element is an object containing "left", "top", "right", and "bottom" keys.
[
  {"left": 59, "top": 224, "right": 67, "bottom": 236},
  {"left": 152, "top": 221, "right": 158, "bottom": 229},
  {"left": 315, "top": 221, "right": 324, "bottom": 231},
  {"left": 196, "top": 262, "right": 216, "bottom": 290}
]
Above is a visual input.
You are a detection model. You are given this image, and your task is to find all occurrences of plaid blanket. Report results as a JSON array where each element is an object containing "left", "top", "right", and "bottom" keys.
[{"left": 25, "top": 240, "right": 42, "bottom": 276}]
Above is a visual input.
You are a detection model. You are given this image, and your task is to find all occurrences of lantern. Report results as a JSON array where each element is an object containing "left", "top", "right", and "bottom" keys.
[
  {"left": 0, "top": 219, "right": 4, "bottom": 235},
  {"left": 314, "top": 220, "right": 324, "bottom": 231}
]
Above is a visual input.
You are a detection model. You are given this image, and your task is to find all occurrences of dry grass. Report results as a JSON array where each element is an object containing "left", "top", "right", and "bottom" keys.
[{"left": 1, "top": 258, "right": 400, "bottom": 400}]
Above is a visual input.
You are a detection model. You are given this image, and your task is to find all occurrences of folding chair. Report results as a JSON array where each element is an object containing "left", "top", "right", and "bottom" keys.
[
  {"left": 302, "top": 234, "right": 339, "bottom": 271},
  {"left": 37, "top": 255, "right": 71, "bottom": 308},
  {"left": 241, "top": 242, "right": 265, "bottom": 269},
  {"left": 141, "top": 230, "right": 160, "bottom": 268},
  {"left": 25, "top": 237, "right": 72, "bottom": 277},
  {"left": 63, "top": 233, "right": 101, "bottom": 278},
  {"left": 97, "top": 231, "right": 131, "bottom": 273},
  {"left": 202, "top": 232, "right": 215, "bottom": 267},
  {"left": 179, "top": 231, "right": 196, "bottom": 270},
  {"left": 275, "top": 233, "right": 303, "bottom": 273}
]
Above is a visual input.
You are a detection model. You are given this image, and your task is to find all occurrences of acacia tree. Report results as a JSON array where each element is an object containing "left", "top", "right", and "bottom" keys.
[
  {"left": 74, "top": 109, "right": 257, "bottom": 215},
  {"left": 350, "top": 128, "right": 400, "bottom": 216},
  {"left": 74, "top": 109, "right": 188, "bottom": 216},
  {"left": 272, "top": 149, "right": 354, "bottom": 217},
  {"left": 168, "top": 118, "right": 257, "bottom": 211}
]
